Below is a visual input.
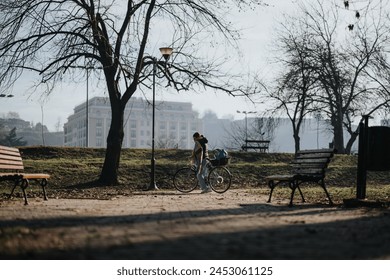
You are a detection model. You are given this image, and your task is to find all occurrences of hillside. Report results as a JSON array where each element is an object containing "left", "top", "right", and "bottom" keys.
[{"left": 1, "top": 146, "right": 389, "bottom": 204}]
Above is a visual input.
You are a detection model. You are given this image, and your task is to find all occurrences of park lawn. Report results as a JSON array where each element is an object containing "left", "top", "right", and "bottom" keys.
[{"left": 0, "top": 146, "right": 389, "bottom": 204}]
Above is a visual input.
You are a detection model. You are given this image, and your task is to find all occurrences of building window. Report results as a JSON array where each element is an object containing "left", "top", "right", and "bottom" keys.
[
  {"left": 159, "top": 121, "right": 166, "bottom": 130},
  {"left": 96, "top": 138, "right": 103, "bottom": 147},
  {"left": 96, "top": 127, "right": 103, "bottom": 137},
  {"left": 96, "top": 118, "right": 103, "bottom": 127},
  {"left": 130, "top": 119, "right": 137, "bottom": 129}
]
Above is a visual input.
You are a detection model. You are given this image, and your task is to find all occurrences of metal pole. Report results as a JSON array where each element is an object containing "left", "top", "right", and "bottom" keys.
[
  {"left": 144, "top": 48, "right": 172, "bottom": 191},
  {"left": 150, "top": 58, "right": 157, "bottom": 190},
  {"left": 41, "top": 104, "right": 45, "bottom": 146},
  {"left": 245, "top": 112, "right": 248, "bottom": 141},
  {"left": 86, "top": 68, "right": 89, "bottom": 148},
  {"left": 356, "top": 115, "right": 370, "bottom": 199}
]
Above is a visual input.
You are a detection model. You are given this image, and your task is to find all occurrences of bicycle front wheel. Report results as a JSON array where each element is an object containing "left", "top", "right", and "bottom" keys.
[
  {"left": 173, "top": 167, "right": 198, "bottom": 193},
  {"left": 208, "top": 166, "right": 232, "bottom": 193}
]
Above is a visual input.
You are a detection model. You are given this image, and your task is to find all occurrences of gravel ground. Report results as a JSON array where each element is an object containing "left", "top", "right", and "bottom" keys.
[{"left": 0, "top": 189, "right": 389, "bottom": 259}]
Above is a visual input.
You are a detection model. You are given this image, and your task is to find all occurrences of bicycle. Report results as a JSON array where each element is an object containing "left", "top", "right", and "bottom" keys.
[{"left": 173, "top": 156, "right": 232, "bottom": 193}]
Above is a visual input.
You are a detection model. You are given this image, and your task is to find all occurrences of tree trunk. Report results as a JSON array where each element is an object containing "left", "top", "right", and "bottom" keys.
[
  {"left": 333, "top": 116, "right": 345, "bottom": 154},
  {"left": 345, "top": 128, "right": 359, "bottom": 154},
  {"left": 293, "top": 132, "right": 300, "bottom": 154},
  {"left": 99, "top": 101, "right": 125, "bottom": 185}
]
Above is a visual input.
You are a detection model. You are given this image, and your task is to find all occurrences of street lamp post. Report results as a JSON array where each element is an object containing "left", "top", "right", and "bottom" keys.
[
  {"left": 237, "top": 110, "right": 256, "bottom": 141},
  {"left": 82, "top": 65, "right": 102, "bottom": 147},
  {"left": 148, "top": 47, "right": 173, "bottom": 190},
  {"left": 86, "top": 67, "right": 89, "bottom": 148}
]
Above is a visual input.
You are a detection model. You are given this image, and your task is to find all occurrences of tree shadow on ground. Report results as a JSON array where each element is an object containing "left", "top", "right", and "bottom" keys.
[{"left": 0, "top": 202, "right": 389, "bottom": 260}]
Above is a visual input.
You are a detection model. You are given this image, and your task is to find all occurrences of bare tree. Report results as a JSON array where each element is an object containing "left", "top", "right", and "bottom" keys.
[
  {"left": 223, "top": 116, "right": 275, "bottom": 150},
  {"left": 270, "top": 0, "right": 390, "bottom": 154},
  {"left": 6, "top": 112, "right": 20, "bottom": 119},
  {"left": 222, "top": 120, "right": 247, "bottom": 150},
  {"left": 267, "top": 16, "right": 317, "bottom": 153},
  {"left": 308, "top": 0, "right": 390, "bottom": 153},
  {"left": 0, "top": 0, "right": 265, "bottom": 185},
  {"left": 254, "top": 117, "right": 275, "bottom": 141},
  {"left": 55, "top": 117, "right": 62, "bottom": 132}
]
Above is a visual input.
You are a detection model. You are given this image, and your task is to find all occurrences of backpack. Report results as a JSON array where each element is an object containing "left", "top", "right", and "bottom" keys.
[{"left": 215, "top": 148, "right": 228, "bottom": 160}]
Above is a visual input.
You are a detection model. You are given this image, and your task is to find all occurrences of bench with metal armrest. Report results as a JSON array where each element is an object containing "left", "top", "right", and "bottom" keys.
[
  {"left": 241, "top": 139, "right": 270, "bottom": 152},
  {"left": 0, "top": 145, "right": 50, "bottom": 205},
  {"left": 265, "top": 149, "right": 335, "bottom": 207}
]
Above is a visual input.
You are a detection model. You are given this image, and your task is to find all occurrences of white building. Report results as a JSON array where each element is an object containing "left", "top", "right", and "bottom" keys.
[
  {"left": 381, "top": 119, "right": 390, "bottom": 127},
  {"left": 64, "top": 96, "right": 203, "bottom": 149}
]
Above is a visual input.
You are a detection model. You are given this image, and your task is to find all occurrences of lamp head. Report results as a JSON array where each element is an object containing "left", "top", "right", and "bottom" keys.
[{"left": 159, "top": 47, "right": 173, "bottom": 60}]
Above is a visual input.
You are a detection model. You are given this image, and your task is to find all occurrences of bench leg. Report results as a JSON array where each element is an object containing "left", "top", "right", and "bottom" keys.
[
  {"left": 297, "top": 185, "right": 306, "bottom": 203},
  {"left": 9, "top": 179, "right": 19, "bottom": 199},
  {"left": 288, "top": 181, "right": 296, "bottom": 207},
  {"left": 40, "top": 179, "right": 48, "bottom": 201},
  {"left": 20, "top": 179, "right": 29, "bottom": 205},
  {"left": 8, "top": 178, "right": 48, "bottom": 205},
  {"left": 267, "top": 180, "right": 275, "bottom": 203},
  {"left": 289, "top": 181, "right": 306, "bottom": 207},
  {"left": 7, "top": 178, "right": 29, "bottom": 205},
  {"left": 321, "top": 179, "right": 333, "bottom": 205}
]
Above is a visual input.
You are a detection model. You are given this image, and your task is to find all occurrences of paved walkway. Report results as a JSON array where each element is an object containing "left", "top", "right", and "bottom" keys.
[{"left": 0, "top": 189, "right": 389, "bottom": 259}]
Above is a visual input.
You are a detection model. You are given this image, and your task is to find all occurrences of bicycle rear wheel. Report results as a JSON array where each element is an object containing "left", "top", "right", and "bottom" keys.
[
  {"left": 173, "top": 167, "right": 198, "bottom": 193},
  {"left": 208, "top": 166, "right": 232, "bottom": 193}
]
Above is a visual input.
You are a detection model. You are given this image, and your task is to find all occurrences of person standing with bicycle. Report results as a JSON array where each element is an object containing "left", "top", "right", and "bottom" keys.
[{"left": 192, "top": 132, "right": 211, "bottom": 193}]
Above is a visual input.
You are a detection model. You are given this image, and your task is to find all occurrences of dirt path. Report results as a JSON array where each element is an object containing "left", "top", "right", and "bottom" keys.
[{"left": 0, "top": 189, "right": 389, "bottom": 259}]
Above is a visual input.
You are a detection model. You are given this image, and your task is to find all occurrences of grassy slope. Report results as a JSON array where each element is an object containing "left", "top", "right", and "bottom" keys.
[{"left": 1, "top": 146, "right": 389, "bottom": 203}]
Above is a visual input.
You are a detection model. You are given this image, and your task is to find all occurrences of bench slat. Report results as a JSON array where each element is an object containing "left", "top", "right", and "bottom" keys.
[
  {"left": 0, "top": 152, "right": 23, "bottom": 158},
  {"left": 0, "top": 157, "right": 23, "bottom": 163},
  {"left": 293, "top": 165, "right": 325, "bottom": 170},
  {"left": 0, "top": 146, "right": 20, "bottom": 153},
  {"left": 265, "top": 174, "right": 295, "bottom": 180},
  {"left": 293, "top": 169, "right": 325, "bottom": 176},
  {"left": 297, "top": 155, "right": 333, "bottom": 161},
  {"left": 22, "top": 173, "right": 50, "bottom": 179},
  {"left": 0, "top": 164, "right": 24, "bottom": 170},
  {"left": 297, "top": 149, "right": 334, "bottom": 154},
  {"left": 293, "top": 158, "right": 329, "bottom": 164},
  {"left": 292, "top": 162, "right": 328, "bottom": 167},
  {"left": 0, "top": 157, "right": 23, "bottom": 165},
  {"left": 0, "top": 151, "right": 22, "bottom": 158},
  {"left": 0, "top": 173, "right": 22, "bottom": 179}
]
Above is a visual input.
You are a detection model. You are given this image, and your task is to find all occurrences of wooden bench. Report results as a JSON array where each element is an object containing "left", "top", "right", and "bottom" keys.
[
  {"left": 241, "top": 140, "right": 270, "bottom": 153},
  {"left": 265, "top": 149, "right": 334, "bottom": 206},
  {"left": 0, "top": 145, "right": 50, "bottom": 205}
]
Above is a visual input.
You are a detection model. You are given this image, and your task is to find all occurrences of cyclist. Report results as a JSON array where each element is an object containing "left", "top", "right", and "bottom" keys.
[{"left": 191, "top": 132, "right": 211, "bottom": 193}]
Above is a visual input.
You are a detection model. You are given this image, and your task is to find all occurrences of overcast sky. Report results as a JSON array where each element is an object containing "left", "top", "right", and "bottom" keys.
[{"left": 0, "top": 1, "right": 311, "bottom": 131}]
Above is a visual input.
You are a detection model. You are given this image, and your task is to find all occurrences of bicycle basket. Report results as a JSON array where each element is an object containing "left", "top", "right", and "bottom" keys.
[{"left": 210, "top": 157, "right": 230, "bottom": 166}]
